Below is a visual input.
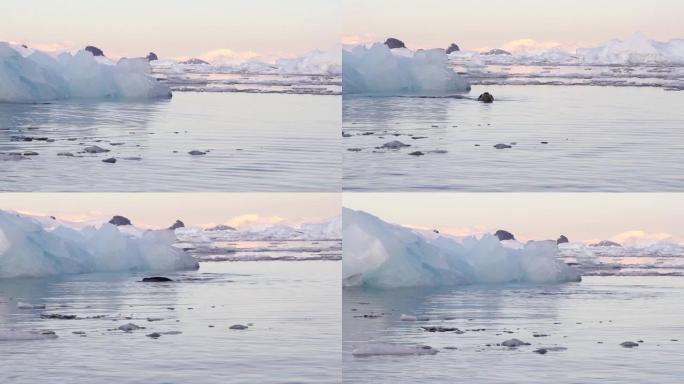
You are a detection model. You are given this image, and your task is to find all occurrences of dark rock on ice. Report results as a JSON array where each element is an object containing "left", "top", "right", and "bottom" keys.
[
  {"left": 591, "top": 240, "right": 622, "bottom": 247},
  {"left": 494, "top": 230, "right": 515, "bottom": 241},
  {"left": 347, "top": 148, "right": 362, "bottom": 152},
  {"left": 533, "top": 348, "right": 548, "bottom": 354},
  {"left": 102, "top": 157, "right": 116, "bottom": 163},
  {"left": 57, "top": 152, "right": 74, "bottom": 157},
  {"left": 168, "top": 220, "right": 185, "bottom": 230},
  {"left": 40, "top": 313, "right": 77, "bottom": 320},
  {"left": 230, "top": 324, "right": 248, "bottom": 330},
  {"left": 180, "top": 58, "right": 210, "bottom": 65},
  {"left": 142, "top": 276, "right": 173, "bottom": 282},
  {"left": 620, "top": 341, "right": 639, "bottom": 348},
  {"left": 483, "top": 48, "right": 512, "bottom": 55},
  {"left": 493, "top": 143, "right": 511, "bottom": 149},
  {"left": 384, "top": 38, "right": 406, "bottom": 49},
  {"left": 446, "top": 43, "right": 460, "bottom": 54},
  {"left": 208, "top": 224, "right": 237, "bottom": 231},
  {"left": 85, "top": 46, "right": 105, "bottom": 57},
  {"left": 409, "top": 151, "right": 424, "bottom": 156},
  {"left": 478, "top": 92, "right": 494, "bottom": 103},
  {"left": 108, "top": 215, "right": 132, "bottom": 226},
  {"left": 557, "top": 235, "right": 569, "bottom": 244},
  {"left": 146, "top": 332, "right": 161, "bottom": 338},
  {"left": 188, "top": 150, "right": 206, "bottom": 155},
  {"left": 146, "top": 52, "right": 158, "bottom": 61},
  {"left": 23, "top": 151, "right": 39, "bottom": 156}
]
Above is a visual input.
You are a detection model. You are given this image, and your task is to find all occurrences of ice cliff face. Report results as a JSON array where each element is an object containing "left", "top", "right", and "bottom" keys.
[
  {"left": 342, "top": 208, "right": 581, "bottom": 288},
  {"left": 0, "top": 211, "right": 198, "bottom": 278},
  {"left": 0, "top": 43, "right": 171, "bottom": 103},
  {"left": 343, "top": 43, "right": 471, "bottom": 95}
]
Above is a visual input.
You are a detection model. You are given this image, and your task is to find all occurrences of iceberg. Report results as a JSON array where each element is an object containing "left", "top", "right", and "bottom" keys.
[
  {"left": 276, "top": 47, "right": 341, "bottom": 75},
  {"left": 0, "top": 211, "right": 198, "bottom": 279},
  {"left": 342, "top": 208, "right": 581, "bottom": 288},
  {"left": 343, "top": 43, "right": 471, "bottom": 95},
  {"left": 577, "top": 33, "right": 684, "bottom": 65},
  {"left": 0, "top": 43, "right": 171, "bottom": 103}
]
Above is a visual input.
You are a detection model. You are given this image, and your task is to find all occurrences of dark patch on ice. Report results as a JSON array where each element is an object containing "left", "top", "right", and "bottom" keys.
[
  {"left": 229, "top": 324, "right": 248, "bottom": 330},
  {"left": 384, "top": 38, "right": 406, "bottom": 49},
  {"left": 141, "top": 276, "right": 173, "bottom": 282},
  {"left": 495, "top": 230, "right": 515, "bottom": 241},
  {"left": 102, "top": 157, "right": 116, "bottom": 163},
  {"left": 109, "top": 215, "right": 132, "bottom": 226},
  {"left": 493, "top": 143, "right": 512, "bottom": 149}
]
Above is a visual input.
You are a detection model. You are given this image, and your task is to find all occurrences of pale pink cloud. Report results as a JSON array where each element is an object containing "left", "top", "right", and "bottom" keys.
[{"left": 341, "top": 33, "right": 378, "bottom": 46}]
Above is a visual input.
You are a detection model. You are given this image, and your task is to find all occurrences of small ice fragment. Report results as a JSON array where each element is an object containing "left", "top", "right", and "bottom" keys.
[
  {"left": 118, "top": 323, "right": 144, "bottom": 332},
  {"left": 400, "top": 314, "right": 417, "bottom": 321},
  {"left": 502, "top": 338, "right": 530, "bottom": 347},
  {"left": 83, "top": 145, "right": 110, "bottom": 154},
  {"left": 17, "top": 301, "right": 45, "bottom": 309}
]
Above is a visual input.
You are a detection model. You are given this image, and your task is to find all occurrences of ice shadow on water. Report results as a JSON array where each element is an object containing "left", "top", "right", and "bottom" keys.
[{"left": 0, "top": 271, "right": 184, "bottom": 327}]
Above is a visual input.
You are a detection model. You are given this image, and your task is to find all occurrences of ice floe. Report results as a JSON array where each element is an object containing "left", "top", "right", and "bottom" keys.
[
  {"left": 0, "top": 43, "right": 171, "bottom": 103},
  {"left": 343, "top": 43, "right": 471, "bottom": 95},
  {"left": 0, "top": 210, "right": 198, "bottom": 278},
  {"left": 342, "top": 208, "right": 581, "bottom": 288}
]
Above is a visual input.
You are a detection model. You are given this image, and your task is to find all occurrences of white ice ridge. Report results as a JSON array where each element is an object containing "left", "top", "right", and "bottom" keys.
[
  {"left": 175, "top": 215, "right": 342, "bottom": 242},
  {"left": 0, "top": 211, "right": 198, "bottom": 278},
  {"left": 342, "top": 208, "right": 581, "bottom": 289},
  {"left": 0, "top": 43, "right": 171, "bottom": 103},
  {"left": 153, "top": 47, "right": 341, "bottom": 76},
  {"left": 343, "top": 43, "right": 471, "bottom": 95},
  {"left": 450, "top": 33, "right": 684, "bottom": 66}
]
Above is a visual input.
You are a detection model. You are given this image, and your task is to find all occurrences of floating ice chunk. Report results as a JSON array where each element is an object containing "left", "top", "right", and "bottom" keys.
[
  {"left": 352, "top": 343, "right": 439, "bottom": 357},
  {"left": 0, "top": 210, "right": 198, "bottom": 278},
  {"left": 400, "top": 314, "right": 417, "bottom": 321},
  {"left": 343, "top": 43, "right": 470, "bottom": 95},
  {"left": 0, "top": 43, "right": 171, "bottom": 103},
  {"left": 17, "top": 301, "right": 46, "bottom": 309},
  {"left": 342, "top": 208, "right": 581, "bottom": 288}
]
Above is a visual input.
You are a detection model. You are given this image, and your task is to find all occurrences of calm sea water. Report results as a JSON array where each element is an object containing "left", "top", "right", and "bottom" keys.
[
  {"left": 343, "top": 276, "right": 684, "bottom": 383},
  {"left": 0, "top": 92, "right": 340, "bottom": 191},
  {"left": 343, "top": 85, "right": 684, "bottom": 191},
  {"left": 0, "top": 260, "right": 340, "bottom": 384}
]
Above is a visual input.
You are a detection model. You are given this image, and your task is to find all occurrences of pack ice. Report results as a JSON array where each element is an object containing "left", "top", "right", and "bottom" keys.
[
  {"left": 0, "top": 43, "right": 171, "bottom": 103},
  {"left": 343, "top": 43, "right": 470, "bottom": 95},
  {"left": 342, "top": 208, "right": 581, "bottom": 288},
  {"left": 0, "top": 211, "right": 198, "bottom": 278}
]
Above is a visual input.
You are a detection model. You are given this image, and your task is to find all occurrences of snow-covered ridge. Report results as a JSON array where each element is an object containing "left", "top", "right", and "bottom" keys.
[
  {"left": 152, "top": 47, "right": 341, "bottom": 76},
  {"left": 175, "top": 216, "right": 341, "bottom": 243},
  {"left": 342, "top": 208, "right": 581, "bottom": 289},
  {"left": 343, "top": 43, "right": 471, "bottom": 95},
  {"left": 0, "top": 43, "right": 171, "bottom": 103},
  {"left": 0, "top": 211, "right": 198, "bottom": 278},
  {"left": 450, "top": 34, "right": 684, "bottom": 66}
]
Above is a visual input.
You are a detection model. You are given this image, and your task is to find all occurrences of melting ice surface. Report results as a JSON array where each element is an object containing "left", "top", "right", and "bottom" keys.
[
  {"left": 343, "top": 44, "right": 471, "bottom": 95},
  {"left": 0, "top": 43, "right": 171, "bottom": 103},
  {"left": 0, "top": 211, "right": 198, "bottom": 278},
  {"left": 342, "top": 208, "right": 580, "bottom": 288}
]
